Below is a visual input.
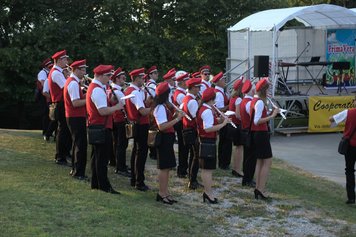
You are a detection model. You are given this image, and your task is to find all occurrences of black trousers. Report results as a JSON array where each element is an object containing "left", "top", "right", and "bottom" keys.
[
  {"left": 67, "top": 117, "right": 87, "bottom": 176},
  {"left": 113, "top": 122, "right": 128, "bottom": 171},
  {"left": 55, "top": 102, "right": 71, "bottom": 161},
  {"left": 130, "top": 124, "right": 149, "bottom": 186},
  {"left": 149, "top": 147, "right": 157, "bottom": 158},
  {"left": 107, "top": 132, "right": 115, "bottom": 167},
  {"left": 175, "top": 121, "right": 189, "bottom": 175},
  {"left": 218, "top": 125, "right": 233, "bottom": 168},
  {"left": 180, "top": 129, "right": 199, "bottom": 182},
  {"left": 345, "top": 146, "right": 356, "bottom": 201},
  {"left": 39, "top": 95, "right": 49, "bottom": 135},
  {"left": 45, "top": 102, "right": 58, "bottom": 138},
  {"left": 188, "top": 140, "right": 199, "bottom": 182},
  {"left": 242, "top": 144, "right": 256, "bottom": 184},
  {"left": 91, "top": 130, "right": 113, "bottom": 191}
]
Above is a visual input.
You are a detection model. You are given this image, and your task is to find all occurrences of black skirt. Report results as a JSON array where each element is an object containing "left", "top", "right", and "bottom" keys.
[
  {"left": 198, "top": 138, "right": 217, "bottom": 170},
  {"left": 156, "top": 133, "right": 176, "bottom": 169},
  {"left": 251, "top": 131, "right": 272, "bottom": 159},
  {"left": 232, "top": 125, "right": 243, "bottom": 146}
]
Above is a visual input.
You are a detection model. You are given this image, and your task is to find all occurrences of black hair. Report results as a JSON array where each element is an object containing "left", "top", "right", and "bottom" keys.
[{"left": 154, "top": 89, "right": 170, "bottom": 105}]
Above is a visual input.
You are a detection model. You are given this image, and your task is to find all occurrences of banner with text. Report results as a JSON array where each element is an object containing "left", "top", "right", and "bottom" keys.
[
  {"left": 325, "top": 29, "right": 356, "bottom": 89},
  {"left": 308, "top": 96, "right": 354, "bottom": 132}
]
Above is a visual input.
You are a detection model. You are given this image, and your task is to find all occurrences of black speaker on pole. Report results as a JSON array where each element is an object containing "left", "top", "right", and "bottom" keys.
[{"left": 254, "top": 55, "right": 269, "bottom": 77}]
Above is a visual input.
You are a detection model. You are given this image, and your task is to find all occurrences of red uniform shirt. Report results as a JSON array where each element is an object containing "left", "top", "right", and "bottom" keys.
[
  {"left": 64, "top": 77, "right": 86, "bottom": 118},
  {"left": 173, "top": 88, "right": 186, "bottom": 107},
  {"left": 250, "top": 98, "right": 268, "bottom": 132},
  {"left": 124, "top": 86, "right": 149, "bottom": 125},
  {"left": 182, "top": 94, "right": 197, "bottom": 129},
  {"left": 229, "top": 96, "right": 241, "bottom": 125},
  {"left": 197, "top": 104, "right": 218, "bottom": 139},
  {"left": 48, "top": 67, "right": 63, "bottom": 103},
  {"left": 344, "top": 108, "right": 356, "bottom": 147},
  {"left": 154, "top": 104, "right": 174, "bottom": 134},
  {"left": 86, "top": 82, "right": 113, "bottom": 129},
  {"left": 240, "top": 97, "right": 252, "bottom": 130}
]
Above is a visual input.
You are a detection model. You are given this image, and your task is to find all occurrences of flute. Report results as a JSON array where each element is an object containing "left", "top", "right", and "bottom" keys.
[
  {"left": 169, "top": 102, "right": 192, "bottom": 121},
  {"left": 267, "top": 97, "right": 286, "bottom": 120},
  {"left": 212, "top": 104, "right": 237, "bottom": 128}
]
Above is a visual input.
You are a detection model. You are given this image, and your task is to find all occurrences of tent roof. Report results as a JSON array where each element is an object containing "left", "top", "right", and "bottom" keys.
[{"left": 228, "top": 4, "right": 356, "bottom": 32}]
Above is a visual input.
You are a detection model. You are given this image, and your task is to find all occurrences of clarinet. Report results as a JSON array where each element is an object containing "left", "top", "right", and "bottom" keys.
[{"left": 212, "top": 104, "right": 237, "bottom": 128}]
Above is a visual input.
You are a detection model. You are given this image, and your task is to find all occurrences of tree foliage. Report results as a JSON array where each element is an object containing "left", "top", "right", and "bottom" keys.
[{"left": 0, "top": 0, "right": 354, "bottom": 104}]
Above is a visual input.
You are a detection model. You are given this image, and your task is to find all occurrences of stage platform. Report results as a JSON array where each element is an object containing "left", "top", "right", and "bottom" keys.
[
  {"left": 275, "top": 82, "right": 354, "bottom": 97},
  {"left": 272, "top": 83, "right": 354, "bottom": 134}
]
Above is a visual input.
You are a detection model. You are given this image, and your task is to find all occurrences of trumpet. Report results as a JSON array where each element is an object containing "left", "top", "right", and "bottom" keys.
[
  {"left": 212, "top": 104, "right": 237, "bottom": 128},
  {"left": 169, "top": 102, "right": 192, "bottom": 121}
]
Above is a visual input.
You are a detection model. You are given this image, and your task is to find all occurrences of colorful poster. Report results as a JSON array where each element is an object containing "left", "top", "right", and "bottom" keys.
[
  {"left": 308, "top": 96, "right": 354, "bottom": 133},
  {"left": 325, "top": 29, "right": 356, "bottom": 89}
]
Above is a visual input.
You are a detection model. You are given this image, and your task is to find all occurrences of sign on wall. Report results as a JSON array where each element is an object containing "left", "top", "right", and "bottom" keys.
[
  {"left": 308, "top": 96, "right": 354, "bottom": 132},
  {"left": 325, "top": 29, "right": 356, "bottom": 89}
]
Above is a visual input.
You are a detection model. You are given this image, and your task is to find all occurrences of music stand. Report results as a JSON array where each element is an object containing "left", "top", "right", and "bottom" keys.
[{"left": 333, "top": 62, "right": 350, "bottom": 95}]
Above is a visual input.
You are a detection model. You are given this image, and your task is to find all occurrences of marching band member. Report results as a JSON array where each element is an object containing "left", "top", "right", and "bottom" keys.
[
  {"left": 37, "top": 58, "right": 53, "bottom": 137},
  {"left": 86, "top": 65, "right": 122, "bottom": 194},
  {"left": 173, "top": 72, "right": 189, "bottom": 178},
  {"left": 146, "top": 65, "right": 159, "bottom": 160},
  {"left": 163, "top": 68, "right": 176, "bottom": 103},
  {"left": 146, "top": 65, "right": 159, "bottom": 98},
  {"left": 250, "top": 78, "right": 279, "bottom": 200},
  {"left": 229, "top": 78, "right": 244, "bottom": 177},
  {"left": 199, "top": 65, "right": 211, "bottom": 96},
  {"left": 125, "top": 68, "right": 152, "bottom": 191},
  {"left": 197, "top": 88, "right": 229, "bottom": 204},
  {"left": 43, "top": 61, "right": 69, "bottom": 143},
  {"left": 111, "top": 67, "right": 130, "bottom": 177},
  {"left": 48, "top": 50, "right": 71, "bottom": 165},
  {"left": 191, "top": 71, "right": 201, "bottom": 79},
  {"left": 212, "top": 72, "right": 232, "bottom": 170},
  {"left": 329, "top": 94, "right": 356, "bottom": 204},
  {"left": 240, "top": 80, "right": 256, "bottom": 187},
  {"left": 182, "top": 77, "right": 203, "bottom": 189},
  {"left": 153, "top": 82, "right": 184, "bottom": 204},
  {"left": 63, "top": 59, "right": 88, "bottom": 179}
]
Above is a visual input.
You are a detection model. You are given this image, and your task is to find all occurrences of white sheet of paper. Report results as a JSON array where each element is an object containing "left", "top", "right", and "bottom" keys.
[
  {"left": 120, "top": 94, "right": 135, "bottom": 100},
  {"left": 225, "top": 111, "right": 235, "bottom": 116}
]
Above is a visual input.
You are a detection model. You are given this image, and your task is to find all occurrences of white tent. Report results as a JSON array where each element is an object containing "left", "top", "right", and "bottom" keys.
[{"left": 227, "top": 4, "right": 356, "bottom": 96}]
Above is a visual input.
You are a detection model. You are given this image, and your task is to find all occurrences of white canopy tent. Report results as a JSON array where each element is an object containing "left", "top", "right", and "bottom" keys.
[{"left": 227, "top": 4, "right": 356, "bottom": 96}]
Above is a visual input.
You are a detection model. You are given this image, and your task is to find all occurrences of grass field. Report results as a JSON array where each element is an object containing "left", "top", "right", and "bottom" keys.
[{"left": 1, "top": 129, "right": 356, "bottom": 236}]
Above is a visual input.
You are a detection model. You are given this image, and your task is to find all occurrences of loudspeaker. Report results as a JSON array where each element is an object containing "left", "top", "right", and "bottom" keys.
[{"left": 254, "top": 55, "right": 269, "bottom": 77}]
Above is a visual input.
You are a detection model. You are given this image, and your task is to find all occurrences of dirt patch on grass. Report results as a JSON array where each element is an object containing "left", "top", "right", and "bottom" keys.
[{"left": 143, "top": 160, "right": 356, "bottom": 237}]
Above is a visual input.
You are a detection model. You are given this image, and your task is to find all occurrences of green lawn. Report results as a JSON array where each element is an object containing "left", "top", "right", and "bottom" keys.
[{"left": 1, "top": 129, "right": 356, "bottom": 236}]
